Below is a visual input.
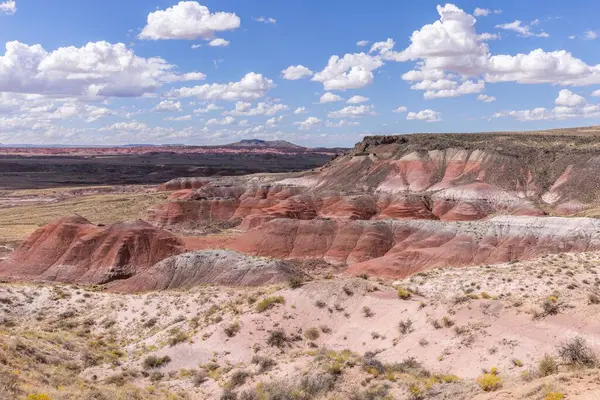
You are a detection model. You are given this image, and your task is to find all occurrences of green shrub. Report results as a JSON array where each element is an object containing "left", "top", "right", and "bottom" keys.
[
  {"left": 255, "top": 296, "right": 285, "bottom": 312},
  {"left": 538, "top": 354, "right": 558, "bottom": 376},
  {"left": 397, "top": 287, "right": 412, "bottom": 300},
  {"left": 305, "top": 327, "right": 320, "bottom": 340},
  {"left": 142, "top": 355, "right": 171, "bottom": 369},
  {"left": 477, "top": 371, "right": 502, "bottom": 392},
  {"left": 224, "top": 322, "right": 241, "bottom": 338}
]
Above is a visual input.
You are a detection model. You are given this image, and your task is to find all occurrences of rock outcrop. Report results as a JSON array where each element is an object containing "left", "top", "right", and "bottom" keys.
[
  {"left": 109, "top": 250, "right": 304, "bottom": 292},
  {"left": 0, "top": 216, "right": 185, "bottom": 284}
]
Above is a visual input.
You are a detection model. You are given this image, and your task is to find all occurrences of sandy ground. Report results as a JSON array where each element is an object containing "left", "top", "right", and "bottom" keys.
[{"left": 2, "top": 251, "right": 600, "bottom": 399}]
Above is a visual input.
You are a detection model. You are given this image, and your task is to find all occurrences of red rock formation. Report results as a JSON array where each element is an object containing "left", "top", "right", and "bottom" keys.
[{"left": 0, "top": 216, "right": 184, "bottom": 284}]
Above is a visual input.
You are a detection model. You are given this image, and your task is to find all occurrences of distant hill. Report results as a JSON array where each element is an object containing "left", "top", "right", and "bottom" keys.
[{"left": 225, "top": 139, "right": 305, "bottom": 149}]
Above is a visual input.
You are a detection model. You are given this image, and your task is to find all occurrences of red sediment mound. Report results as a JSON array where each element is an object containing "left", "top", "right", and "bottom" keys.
[
  {"left": 159, "top": 177, "right": 213, "bottom": 191},
  {"left": 229, "top": 216, "right": 600, "bottom": 278},
  {"left": 0, "top": 216, "right": 185, "bottom": 285}
]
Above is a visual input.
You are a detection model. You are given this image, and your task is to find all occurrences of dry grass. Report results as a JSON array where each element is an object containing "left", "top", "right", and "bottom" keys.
[{"left": 0, "top": 188, "right": 168, "bottom": 242}]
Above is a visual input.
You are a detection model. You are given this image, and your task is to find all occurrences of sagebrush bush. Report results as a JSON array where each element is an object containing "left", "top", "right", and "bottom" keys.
[
  {"left": 224, "top": 322, "right": 241, "bottom": 338},
  {"left": 142, "top": 355, "right": 171, "bottom": 370},
  {"left": 255, "top": 296, "right": 285, "bottom": 312},
  {"left": 267, "top": 329, "right": 289, "bottom": 347},
  {"left": 397, "top": 287, "right": 412, "bottom": 300},
  {"left": 557, "top": 336, "right": 597, "bottom": 367},
  {"left": 305, "top": 327, "right": 320, "bottom": 340},
  {"left": 477, "top": 372, "right": 502, "bottom": 392},
  {"left": 538, "top": 354, "right": 558, "bottom": 377}
]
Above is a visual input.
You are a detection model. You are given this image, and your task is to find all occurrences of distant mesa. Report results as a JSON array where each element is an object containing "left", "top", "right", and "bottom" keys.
[{"left": 226, "top": 139, "right": 305, "bottom": 149}]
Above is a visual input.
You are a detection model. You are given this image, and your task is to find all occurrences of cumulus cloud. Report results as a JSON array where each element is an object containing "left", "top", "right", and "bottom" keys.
[
  {"left": 584, "top": 30, "right": 598, "bottom": 40},
  {"left": 167, "top": 72, "right": 275, "bottom": 101},
  {"left": 477, "top": 32, "right": 500, "bottom": 41},
  {"left": 266, "top": 115, "right": 284, "bottom": 126},
  {"left": 153, "top": 100, "right": 182, "bottom": 112},
  {"left": 328, "top": 105, "right": 376, "bottom": 118},
  {"left": 319, "top": 92, "right": 343, "bottom": 103},
  {"left": 592, "top": 90, "right": 600, "bottom": 97},
  {"left": 312, "top": 53, "right": 383, "bottom": 91},
  {"left": 139, "top": 1, "right": 240, "bottom": 40},
  {"left": 477, "top": 94, "right": 496, "bottom": 102},
  {"left": 368, "top": 3, "right": 600, "bottom": 96},
  {"left": 165, "top": 114, "right": 192, "bottom": 121},
  {"left": 294, "top": 116, "right": 322, "bottom": 130},
  {"left": 224, "top": 101, "right": 288, "bottom": 116},
  {"left": 207, "top": 116, "right": 235, "bottom": 125},
  {"left": 208, "top": 38, "right": 230, "bottom": 47},
  {"left": 493, "top": 89, "right": 600, "bottom": 121},
  {"left": 495, "top": 20, "right": 549, "bottom": 38},
  {"left": 281, "top": 65, "right": 313, "bottom": 80},
  {"left": 555, "top": 89, "right": 586, "bottom": 107},
  {"left": 407, "top": 109, "right": 441, "bottom": 122},
  {"left": 193, "top": 103, "right": 222, "bottom": 113},
  {"left": 356, "top": 40, "right": 370, "bottom": 47},
  {"left": 393, "top": 106, "right": 408, "bottom": 113},
  {"left": 100, "top": 121, "right": 148, "bottom": 131},
  {"left": 416, "top": 80, "right": 485, "bottom": 99},
  {"left": 293, "top": 106, "right": 307, "bottom": 114},
  {"left": 0, "top": 0, "right": 16, "bottom": 15},
  {"left": 473, "top": 8, "right": 501, "bottom": 17},
  {"left": 254, "top": 16, "right": 276, "bottom": 24},
  {"left": 326, "top": 119, "right": 360, "bottom": 127},
  {"left": 0, "top": 41, "right": 205, "bottom": 98},
  {"left": 347, "top": 95, "right": 369, "bottom": 104}
]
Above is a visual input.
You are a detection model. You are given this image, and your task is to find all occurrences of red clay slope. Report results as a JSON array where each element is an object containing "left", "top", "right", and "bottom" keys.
[{"left": 0, "top": 216, "right": 185, "bottom": 284}]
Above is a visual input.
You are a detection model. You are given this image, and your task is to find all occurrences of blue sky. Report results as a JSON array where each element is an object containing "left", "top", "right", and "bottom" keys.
[{"left": 0, "top": 1, "right": 600, "bottom": 147}]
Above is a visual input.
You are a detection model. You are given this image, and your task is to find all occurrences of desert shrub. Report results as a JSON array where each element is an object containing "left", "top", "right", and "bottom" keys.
[
  {"left": 143, "top": 317, "right": 158, "bottom": 328},
  {"left": 142, "top": 355, "right": 171, "bottom": 370},
  {"left": 397, "top": 287, "right": 412, "bottom": 300},
  {"left": 349, "top": 383, "right": 392, "bottom": 400},
  {"left": 557, "top": 336, "right": 597, "bottom": 367},
  {"left": 320, "top": 325, "right": 332, "bottom": 334},
  {"left": 362, "top": 306, "right": 374, "bottom": 317},
  {"left": 168, "top": 330, "right": 189, "bottom": 346},
  {"left": 224, "top": 322, "right": 241, "bottom": 337},
  {"left": 251, "top": 355, "right": 276, "bottom": 372},
  {"left": 362, "top": 354, "right": 385, "bottom": 375},
  {"left": 149, "top": 371, "right": 164, "bottom": 382},
  {"left": 588, "top": 293, "right": 600, "bottom": 304},
  {"left": 343, "top": 286, "right": 354, "bottom": 296},
  {"left": 220, "top": 389, "right": 238, "bottom": 400},
  {"left": 289, "top": 276, "right": 303, "bottom": 289},
  {"left": 511, "top": 358, "right": 523, "bottom": 367},
  {"left": 267, "top": 329, "right": 289, "bottom": 348},
  {"left": 398, "top": 318, "right": 414, "bottom": 335},
  {"left": 545, "top": 393, "right": 565, "bottom": 400},
  {"left": 239, "top": 391, "right": 260, "bottom": 400},
  {"left": 305, "top": 327, "right": 320, "bottom": 340},
  {"left": 192, "top": 370, "right": 209, "bottom": 386},
  {"left": 298, "top": 373, "right": 335, "bottom": 397},
  {"left": 104, "top": 373, "right": 127, "bottom": 386},
  {"left": 315, "top": 300, "right": 326, "bottom": 309},
  {"left": 255, "top": 296, "right": 285, "bottom": 312},
  {"left": 431, "top": 319, "right": 442, "bottom": 329},
  {"left": 26, "top": 395, "right": 52, "bottom": 400},
  {"left": 538, "top": 354, "right": 558, "bottom": 376},
  {"left": 442, "top": 316, "right": 454, "bottom": 327},
  {"left": 477, "top": 370, "right": 502, "bottom": 392},
  {"left": 229, "top": 370, "right": 250, "bottom": 387},
  {"left": 541, "top": 297, "right": 560, "bottom": 316}
]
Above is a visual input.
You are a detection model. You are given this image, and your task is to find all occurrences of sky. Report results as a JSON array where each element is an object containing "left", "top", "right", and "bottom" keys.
[{"left": 1, "top": 0, "right": 600, "bottom": 147}]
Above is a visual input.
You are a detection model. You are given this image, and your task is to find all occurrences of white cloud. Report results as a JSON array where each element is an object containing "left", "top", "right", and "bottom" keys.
[
  {"left": 569, "top": 35, "right": 576, "bottom": 40},
  {"left": 225, "top": 101, "right": 288, "bottom": 116},
  {"left": 193, "top": 103, "right": 222, "bottom": 113},
  {"left": 372, "top": 4, "right": 600, "bottom": 93},
  {"left": 356, "top": 40, "right": 370, "bottom": 47},
  {"left": 101, "top": 121, "right": 148, "bottom": 131},
  {"left": 477, "top": 32, "right": 500, "bottom": 41},
  {"left": 495, "top": 20, "right": 549, "bottom": 38},
  {"left": 347, "top": 95, "right": 369, "bottom": 104},
  {"left": 165, "top": 114, "right": 192, "bottom": 121},
  {"left": 407, "top": 109, "right": 441, "bottom": 122},
  {"left": 420, "top": 80, "right": 485, "bottom": 99},
  {"left": 167, "top": 72, "right": 275, "bottom": 101},
  {"left": 592, "top": 90, "right": 600, "bottom": 97},
  {"left": 319, "top": 92, "right": 343, "bottom": 103},
  {"left": 293, "top": 107, "right": 307, "bottom": 114},
  {"left": 208, "top": 38, "right": 230, "bottom": 47},
  {"left": 477, "top": 94, "right": 496, "bottom": 102},
  {"left": 555, "top": 89, "right": 586, "bottom": 107},
  {"left": 191, "top": 44, "right": 202, "bottom": 49},
  {"left": 393, "top": 106, "right": 408, "bottom": 113},
  {"left": 328, "top": 105, "right": 376, "bottom": 118},
  {"left": 254, "top": 16, "right": 276, "bottom": 24},
  {"left": 493, "top": 89, "right": 600, "bottom": 121},
  {"left": 369, "top": 38, "right": 395, "bottom": 55},
  {"left": 585, "top": 30, "right": 599, "bottom": 40},
  {"left": 266, "top": 115, "right": 284, "bottom": 126},
  {"left": 207, "top": 116, "right": 235, "bottom": 125},
  {"left": 294, "top": 116, "right": 322, "bottom": 130},
  {"left": 312, "top": 53, "right": 383, "bottom": 91},
  {"left": 281, "top": 65, "right": 313, "bottom": 80},
  {"left": 153, "top": 100, "right": 182, "bottom": 112},
  {"left": 0, "top": 0, "right": 15, "bottom": 15},
  {"left": 473, "top": 8, "right": 501, "bottom": 17},
  {"left": 0, "top": 41, "right": 205, "bottom": 98},
  {"left": 326, "top": 119, "right": 360, "bottom": 127},
  {"left": 139, "top": 1, "right": 240, "bottom": 40}
]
